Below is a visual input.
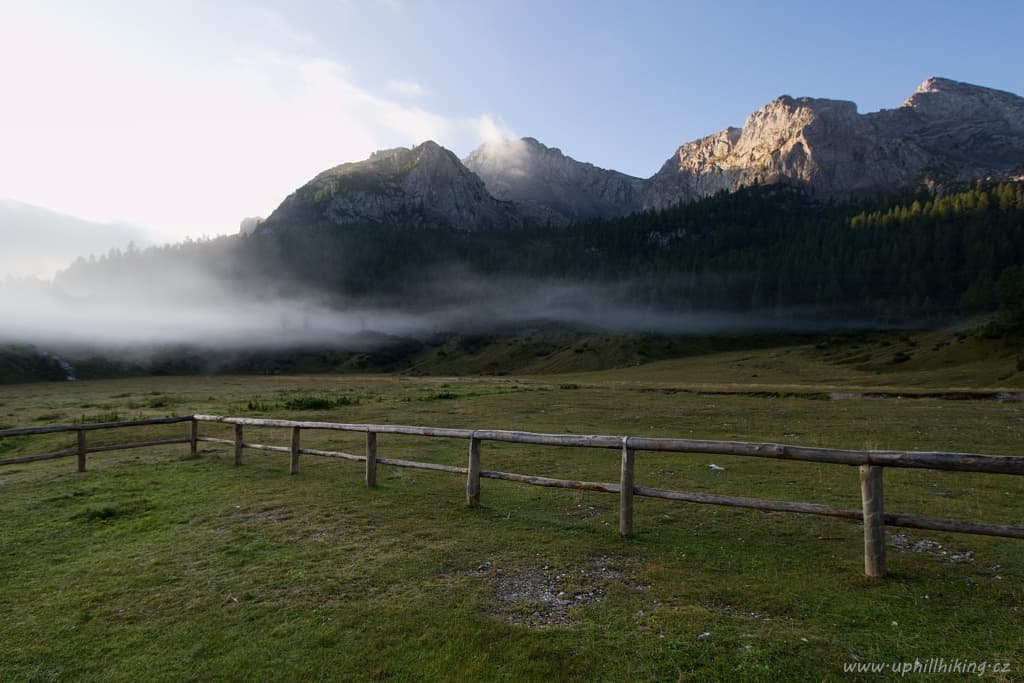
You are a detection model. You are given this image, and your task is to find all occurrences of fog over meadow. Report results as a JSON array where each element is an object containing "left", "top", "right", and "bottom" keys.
[{"left": 0, "top": 229, "right": 841, "bottom": 353}]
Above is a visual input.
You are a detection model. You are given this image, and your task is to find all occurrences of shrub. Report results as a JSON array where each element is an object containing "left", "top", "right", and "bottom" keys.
[{"left": 283, "top": 394, "right": 360, "bottom": 411}]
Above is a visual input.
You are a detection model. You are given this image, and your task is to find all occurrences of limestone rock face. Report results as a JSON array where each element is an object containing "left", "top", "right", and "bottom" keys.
[
  {"left": 644, "top": 77, "right": 1024, "bottom": 207},
  {"left": 463, "top": 137, "right": 644, "bottom": 224},
  {"left": 263, "top": 141, "right": 519, "bottom": 232}
]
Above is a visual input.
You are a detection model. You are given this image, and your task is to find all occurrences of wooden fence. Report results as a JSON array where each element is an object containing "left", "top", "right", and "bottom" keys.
[
  {"left": 0, "top": 416, "right": 194, "bottom": 471},
  {"left": 2, "top": 414, "right": 1023, "bottom": 578}
]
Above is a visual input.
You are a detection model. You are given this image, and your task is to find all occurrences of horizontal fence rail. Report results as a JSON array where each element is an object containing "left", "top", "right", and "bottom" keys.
[
  {"left": 2, "top": 413, "right": 1023, "bottom": 578},
  {"left": 0, "top": 416, "right": 194, "bottom": 471},
  {"left": 0, "top": 416, "right": 193, "bottom": 438}
]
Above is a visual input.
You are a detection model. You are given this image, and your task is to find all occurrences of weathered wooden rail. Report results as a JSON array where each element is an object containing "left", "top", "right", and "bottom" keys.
[
  {"left": 0, "top": 416, "right": 194, "bottom": 471},
  {"left": 2, "top": 413, "right": 1023, "bottom": 578}
]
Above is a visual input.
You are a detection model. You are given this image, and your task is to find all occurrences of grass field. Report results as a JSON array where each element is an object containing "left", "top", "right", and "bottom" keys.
[{"left": 1, "top": 333, "right": 1022, "bottom": 681}]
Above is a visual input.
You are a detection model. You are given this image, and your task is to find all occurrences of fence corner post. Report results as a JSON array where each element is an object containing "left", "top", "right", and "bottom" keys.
[
  {"left": 289, "top": 426, "right": 301, "bottom": 474},
  {"left": 365, "top": 431, "right": 377, "bottom": 488},
  {"left": 619, "top": 437, "right": 634, "bottom": 536},
  {"left": 76, "top": 429, "right": 87, "bottom": 473},
  {"left": 860, "top": 464, "right": 886, "bottom": 578},
  {"left": 234, "top": 424, "right": 243, "bottom": 466},
  {"left": 189, "top": 418, "right": 198, "bottom": 459},
  {"left": 467, "top": 434, "right": 481, "bottom": 508}
]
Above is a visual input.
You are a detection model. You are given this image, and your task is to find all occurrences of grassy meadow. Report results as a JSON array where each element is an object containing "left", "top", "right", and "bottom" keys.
[{"left": 1, "top": 330, "right": 1022, "bottom": 681}]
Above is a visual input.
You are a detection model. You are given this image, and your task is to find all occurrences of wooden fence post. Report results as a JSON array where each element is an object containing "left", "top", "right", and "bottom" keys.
[
  {"left": 77, "top": 429, "right": 87, "bottom": 473},
  {"left": 365, "top": 431, "right": 377, "bottom": 488},
  {"left": 234, "top": 424, "right": 243, "bottom": 466},
  {"left": 620, "top": 437, "right": 634, "bottom": 536},
  {"left": 467, "top": 435, "right": 481, "bottom": 508},
  {"left": 289, "top": 427, "right": 301, "bottom": 474},
  {"left": 189, "top": 419, "right": 198, "bottom": 458},
  {"left": 860, "top": 464, "right": 886, "bottom": 578}
]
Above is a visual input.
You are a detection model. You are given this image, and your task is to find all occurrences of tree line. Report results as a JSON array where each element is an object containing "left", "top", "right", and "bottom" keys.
[{"left": 59, "top": 181, "right": 1024, "bottom": 326}]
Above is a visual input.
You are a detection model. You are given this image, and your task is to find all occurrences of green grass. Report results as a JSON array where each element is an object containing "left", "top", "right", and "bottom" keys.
[{"left": 0, "top": 342, "right": 1022, "bottom": 681}]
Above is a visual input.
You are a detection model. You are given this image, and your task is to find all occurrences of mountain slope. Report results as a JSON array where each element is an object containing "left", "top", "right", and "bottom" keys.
[
  {"left": 463, "top": 137, "right": 643, "bottom": 224},
  {"left": 644, "top": 77, "right": 1024, "bottom": 207},
  {"left": 260, "top": 140, "right": 520, "bottom": 233}
]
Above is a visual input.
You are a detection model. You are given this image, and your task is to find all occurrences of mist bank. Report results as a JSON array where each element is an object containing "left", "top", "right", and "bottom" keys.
[
  {"left": 2, "top": 182, "right": 1020, "bottom": 360},
  {"left": 0, "top": 322, "right": 836, "bottom": 384},
  {"left": 0, "top": 265, "right": 860, "bottom": 351}
]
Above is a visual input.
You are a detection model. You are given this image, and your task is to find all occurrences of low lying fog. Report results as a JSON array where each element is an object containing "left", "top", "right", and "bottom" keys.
[{"left": 0, "top": 260, "right": 835, "bottom": 351}]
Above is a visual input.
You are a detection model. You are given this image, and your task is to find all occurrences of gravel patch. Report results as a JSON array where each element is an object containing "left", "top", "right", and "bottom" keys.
[
  {"left": 465, "top": 555, "right": 643, "bottom": 627},
  {"left": 888, "top": 532, "right": 974, "bottom": 563}
]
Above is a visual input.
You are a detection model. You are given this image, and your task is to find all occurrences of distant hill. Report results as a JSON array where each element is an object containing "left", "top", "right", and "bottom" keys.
[{"left": 0, "top": 199, "right": 149, "bottom": 278}]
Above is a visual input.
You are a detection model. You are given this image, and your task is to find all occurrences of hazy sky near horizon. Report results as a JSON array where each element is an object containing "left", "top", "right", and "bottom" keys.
[{"left": 1, "top": 0, "right": 1021, "bottom": 250}]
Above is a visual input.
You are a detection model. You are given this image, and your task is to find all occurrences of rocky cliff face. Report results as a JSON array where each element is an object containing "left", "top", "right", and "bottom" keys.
[
  {"left": 261, "top": 140, "right": 520, "bottom": 232},
  {"left": 645, "top": 77, "right": 1024, "bottom": 207},
  {"left": 463, "top": 137, "right": 643, "bottom": 224}
]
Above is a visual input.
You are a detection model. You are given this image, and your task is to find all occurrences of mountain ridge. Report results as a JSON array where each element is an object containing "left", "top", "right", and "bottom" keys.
[
  {"left": 644, "top": 77, "right": 1024, "bottom": 207},
  {"left": 257, "top": 77, "right": 1023, "bottom": 234}
]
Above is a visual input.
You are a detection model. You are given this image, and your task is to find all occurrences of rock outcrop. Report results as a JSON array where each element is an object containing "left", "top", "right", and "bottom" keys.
[
  {"left": 463, "top": 137, "right": 643, "bottom": 224},
  {"left": 644, "top": 77, "right": 1024, "bottom": 207}
]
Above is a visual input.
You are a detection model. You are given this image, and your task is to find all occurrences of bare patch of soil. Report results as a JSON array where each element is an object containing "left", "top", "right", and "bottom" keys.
[
  {"left": 464, "top": 555, "right": 644, "bottom": 628},
  {"left": 888, "top": 532, "right": 974, "bottom": 563}
]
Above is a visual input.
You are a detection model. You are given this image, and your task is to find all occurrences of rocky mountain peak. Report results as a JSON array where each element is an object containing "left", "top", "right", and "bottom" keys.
[
  {"left": 908, "top": 76, "right": 1009, "bottom": 99},
  {"left": 464, "top": 137, "right": 643, "bottom": 224},
  {"left": 644, "top": 78, "right": 1024, "bottom": 206},
  {"left": 362, "top": 140, "right": 455, "bottom": 172},
  {"left": 901, "top": 77, "right": 1024, "bottom": 121},
  {"left": 261, "top": 140, "right": 518, "bottom": 232}
]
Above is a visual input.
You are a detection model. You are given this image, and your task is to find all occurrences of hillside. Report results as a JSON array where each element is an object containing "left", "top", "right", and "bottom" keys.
[{"left": 247, "top": 182, "right": 1024, "bottom": 319}]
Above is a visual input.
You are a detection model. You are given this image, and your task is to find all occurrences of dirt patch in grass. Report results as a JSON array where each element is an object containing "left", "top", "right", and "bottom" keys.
[
  {"left": 465, "top": 555, "right": 644, "bottom": 628},
  {"left": 225, "top": 504, "right": 296, "bottom": 525},
  {"left": 888, "top": 532, "right": 975, "bottom": 563}
]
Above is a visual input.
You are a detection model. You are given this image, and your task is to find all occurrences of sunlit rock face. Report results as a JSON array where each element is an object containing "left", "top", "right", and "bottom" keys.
[{"left": 644, "top": 77, "right": 1024, "bottom": 206}]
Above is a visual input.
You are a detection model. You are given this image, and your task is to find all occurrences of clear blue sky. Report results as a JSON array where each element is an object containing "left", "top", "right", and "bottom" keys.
[{"left": 2, "top": 0, "right": 1021, "bottom": 244}]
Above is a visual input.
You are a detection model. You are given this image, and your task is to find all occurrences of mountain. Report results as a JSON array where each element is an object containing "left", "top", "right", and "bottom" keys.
[
  {"left": 259, "top": 140, "right": 520, "bottom": 233},
  {"left": 644, "top": 77, "right": 1024, "bottom": 207},
  {"left": 260, "top": 78, "right": 1023, "bottom": 234},
  {"left": 462, "top": 137, "right": 643, "bottom": 224},
  {"left": 0, "top": 199, "right": 150, "bottom": 278}
]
